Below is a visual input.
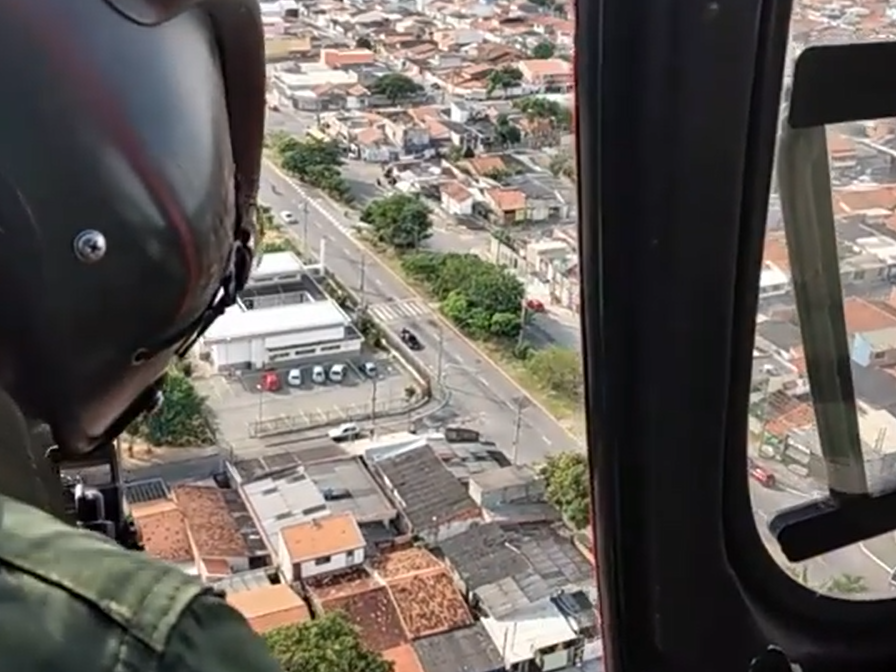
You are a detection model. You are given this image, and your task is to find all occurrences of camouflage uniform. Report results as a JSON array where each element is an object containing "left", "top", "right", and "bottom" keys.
[{"left": 0, "top": 495, "right": 283, "bottom": 672}]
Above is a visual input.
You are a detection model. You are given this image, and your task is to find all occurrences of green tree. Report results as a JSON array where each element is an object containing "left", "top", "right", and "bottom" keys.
[
  {"left": 361, "top": 193, "right": 433, "bottom": 250},
  {"left": 486, "top": 66, "right": 524, "bottom": 97},
  {"left": 276, "top": 137, "right": 354, "bottom": 204},
  {"left": 822, "top": 573, "right": 868, "bottom": 595},
  {"left": 513, "top": 97, "right": 573, "bottom": 130},
  {"left": 131, "top": 369, "right": 215, "bottom": 447},
  {"left": 531, "top": 41, "right": 556, "bottom": 59},
  {"left": 264, "top": 612, "right": 392, "bottom": 672},
  {"left": 549, "top": 151, "right": 576, "bottom": 181},
  {"left": 494, "top": 114, "right": 521, "bottom": 147},
  {"left": 539, "top": 451, "right": 590, "bottom": 529},
  {"left": 400, "top": 252, "right": 525, "bottom": 340},
  {"left": 525, "top": 346, "right": 583, "bottom": 400},
  {"left": 370, "top": 73, "right": 423, "bottom": 104}
]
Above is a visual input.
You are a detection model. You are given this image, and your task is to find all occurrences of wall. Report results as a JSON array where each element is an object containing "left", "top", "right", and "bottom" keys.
[
  {"left": 210, "top": 333, "right": 363, "bottom": 370},
  {"left": 298, "top": 546, "right": 365, "bottom": 579},
  {"left": 418, "top": 516, "right": 478, "bottom": 546}
]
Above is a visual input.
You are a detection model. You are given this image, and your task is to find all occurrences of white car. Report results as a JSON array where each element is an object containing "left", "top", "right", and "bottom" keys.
[
  {"left": 280, "top": 210, "right": 296, "bottom": 223},
  {"left": 286, "top": 368, "right": 302, "bottom": 387},
  {"left": 328, "top": 423, "right": 361, "bottom": 442}
]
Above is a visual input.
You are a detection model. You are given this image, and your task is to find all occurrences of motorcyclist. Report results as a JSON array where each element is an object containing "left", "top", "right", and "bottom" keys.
[{"left": 0, "top": 1, "right": 282, "bottom": 669}]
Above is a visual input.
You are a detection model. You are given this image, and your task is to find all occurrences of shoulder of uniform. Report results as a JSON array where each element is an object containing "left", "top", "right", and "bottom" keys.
[{"left": 0, "top": 495, "right": 206, "bottom": 653}]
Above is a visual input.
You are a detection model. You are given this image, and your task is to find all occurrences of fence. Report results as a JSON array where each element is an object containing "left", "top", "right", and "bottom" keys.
[{"left": 248, "top": 395, "right": 425, "bottom": 438}]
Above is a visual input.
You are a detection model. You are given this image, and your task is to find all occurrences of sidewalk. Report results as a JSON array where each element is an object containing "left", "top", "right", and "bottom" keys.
[{"left": 861, "top": 534, "right": 896, "bottom": 573}]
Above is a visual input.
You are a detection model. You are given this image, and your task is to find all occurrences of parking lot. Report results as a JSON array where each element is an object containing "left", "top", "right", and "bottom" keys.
[{"left": 195, "top": 352, "right": 419, "bottom": 451}]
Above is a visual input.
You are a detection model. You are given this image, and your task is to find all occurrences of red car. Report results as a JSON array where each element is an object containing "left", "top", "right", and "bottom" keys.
[
  {"left": 747, "top": 459, "right": 776, "bottom": 488},
  {"left": 525, "top": 298, "right": 546, "bottom": 313},
  {"left": 257, "top": 370, "right": 281, "bottom": 392}
]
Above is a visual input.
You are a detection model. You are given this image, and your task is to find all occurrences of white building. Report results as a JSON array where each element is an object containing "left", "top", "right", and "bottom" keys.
[
  {"left": 201, "top": 251, "right": 362, "bottom": 369},
  {"left": 277, "top": 512, "right": 365, "bottom": 581},
  {"left": 759, "top": 261, "right": 790, "bottom": 299}
]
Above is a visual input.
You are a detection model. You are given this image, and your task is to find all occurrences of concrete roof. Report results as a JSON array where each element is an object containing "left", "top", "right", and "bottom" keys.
[{"left": 203, "top": 300, "right": 350, "bottom": 342}]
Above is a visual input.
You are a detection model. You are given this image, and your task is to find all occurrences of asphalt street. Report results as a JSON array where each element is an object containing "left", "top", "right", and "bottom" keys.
[
  {"left": 750, "top": 479, "right": 894, "bottom": 593},
  {"left": 260, "top": 159, "right": 577, "bottom": 463}
]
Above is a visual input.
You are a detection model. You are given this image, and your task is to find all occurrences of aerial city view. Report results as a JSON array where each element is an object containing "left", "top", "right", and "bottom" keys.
[
  {"left": 81, "top": 0, "right": 896, "bottom": 668},
  {"left": 112, "top": 0, "right": 598, "bottom": 671}
]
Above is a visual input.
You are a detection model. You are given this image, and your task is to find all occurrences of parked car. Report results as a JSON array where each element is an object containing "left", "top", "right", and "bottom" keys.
[
  {"left": 362, "top": 361, "right": 378, "bottom": 378},
  {"left": 280, "top": 210, "right": 296, "bottom": 223},
  {"left": 328, "top": 423, "right": 362, "bottom": 442},
  {"left": 286, "top": 368, "right": 302, "bottom": 387},
  {"left": 329, "top": 363, "right": 347, "bottom": 383},
  {"left": 311, "top": 365, "right": 326, "bottom": 384},
  {"left": 258, "top": 371, "right": 280, "bottom": 392},
  {"left": 399, "top": 327, "right": 422, "bottom": 350},
  {"left": 525, "top": 298, "right": 546, "bottom": 313}
]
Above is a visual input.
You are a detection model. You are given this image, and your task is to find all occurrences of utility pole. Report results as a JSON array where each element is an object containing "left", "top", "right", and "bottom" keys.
[
  {"left": 302, "top": 199, "right": 310, "bottom": 254},
  {"left": 516, "top": 301, "right": 528, "bottom": 350},
  {"left": 370, "top": 377, "right": 378, "bottom": 437},
  {"left": 436, "top": 325, "right": 445, "bottom": 387},
  {"left": 359, "top": 253, "right": 367, "bottom": 299},
  {"left": 511, "top": 397, "right": 524, "bottom": 465}
]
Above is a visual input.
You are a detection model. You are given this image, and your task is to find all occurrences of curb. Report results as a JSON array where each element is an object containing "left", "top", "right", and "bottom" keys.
[{"left": 263, "top": 159, "right": 583, "bottom": 447}]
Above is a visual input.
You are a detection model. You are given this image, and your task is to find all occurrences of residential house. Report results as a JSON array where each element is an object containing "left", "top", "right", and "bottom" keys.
[
  {"left": 505, "top": 173, "right": 576, "bottom": 220},
  {"left": 759, "top": 261, "right": 790, "bottom": 299},
  {"left": 278, "top": 511, "right": 366, "bottom": 582},
  {"left": 440, "top": 522, "right": 597, "bottom": 671},
  {"left": 370, "top": 444, "right": 481, "bottom": 544},
  {"left": 130, "top": 482, "right": 259, "bottom": 581},
  {"left": 440, "top": 180, "right": 474, "bottom": 216},
  {"left": 412, "top": 624, "right": 504, "bottom": 672},
  {"left": 467, "top": 465, "right": 559, "bottom": 524},
  {"left": 231, "top": 450, "right": 399, "bottom": 551},
  {"left": 852, "top": 327, "right": 896, "bottom": 368},
  {"left": 226, "top": 584, "right": 311, "bottom": 634},
  {"left": 381, "top": 111, "right": 432, "bottom": 153},
  {"left": 517, "top": 58, "right": 574, "bottom": 93},
  {"left": 371, "top": 548, "right": 473, "bottom": 639},
  {"left": 485, "top": 187, "right": 526, "bottom": 224},
  {"left": 321, "top": 48, "right": 377, "bottom": 69}
]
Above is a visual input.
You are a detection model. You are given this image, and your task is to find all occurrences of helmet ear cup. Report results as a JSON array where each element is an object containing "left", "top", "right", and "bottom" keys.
[{"left": 103, "top": 0, "right": 202, "bottom": 26}]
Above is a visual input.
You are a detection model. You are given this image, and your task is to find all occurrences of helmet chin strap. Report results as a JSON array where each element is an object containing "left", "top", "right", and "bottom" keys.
[{"left": 0, "top": 389, "right": 66, "bottom": 520}]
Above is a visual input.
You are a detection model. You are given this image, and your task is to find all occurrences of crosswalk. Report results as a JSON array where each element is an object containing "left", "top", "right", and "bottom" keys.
[{"left": 367, "top": 299, "right": 432, "bottom": 323}]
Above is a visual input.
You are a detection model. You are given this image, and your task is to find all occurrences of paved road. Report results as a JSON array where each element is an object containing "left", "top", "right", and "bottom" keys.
[
  {"left": 260, "top": 162, "right": 577, "bottom": 464},
  {"left": 750, "top": 480, "right": 894, "bottom": 593}
]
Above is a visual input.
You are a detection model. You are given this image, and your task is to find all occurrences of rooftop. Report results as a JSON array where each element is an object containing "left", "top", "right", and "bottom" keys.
[
  {"left": 371, "top": 547, "right": 443, "bottom": 581},
  {"left": 304, "top": 457, "right": 397, "bottom": 524},
  {"left": 439, "top": 522, "right": 593, "bottom": 618},
  {"left": 309, "top": 570, "right": 407, "bottom": 652},
  {"left": 469, "top": 465, "right": 539, "bottom": 492},
  {"left": 173, "top": 485, "right": 248, "bottom": 560},
  {"left": 226, "top": 584, "right": 311, "bottom": 634},
  {"left": 130, "top": 499, "right": 193, "bottom": 564},
  {"left": 240, "top": 466, "right": 330, "bottom": 546},
  {"left": 251, "top": 251, "right": 305, "bottom": 280},
  {"left": 383, "top": 645, "right": 425, "bottom": 672},
  {"left": 125, "top": 478, "right": 170, "bottom": 505},
  {"left": 374, "top": 445, "right": 479, "bottom": 529},
  {"left": 412, "top": 623, "right": 504, "bottom": 672},
  {"left": 203, "top": 299, "right": 350, "bottom": 342},
  {"left": 214, "top": 568, "right": 276, "bottom": 594},
  {"left": 231, "top": 443, "right": 351, "bottom": 482},
  {"left": 280, "top": 512, "right": 365, "bottom": 563},
  {"left": 388, "top": 569, "right": 473, "bottom": 639}
]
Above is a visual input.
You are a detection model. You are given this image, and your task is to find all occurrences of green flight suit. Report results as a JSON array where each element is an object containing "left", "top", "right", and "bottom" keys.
[{"left": 0, "top": 494, "right": 283, "bottom": 672}]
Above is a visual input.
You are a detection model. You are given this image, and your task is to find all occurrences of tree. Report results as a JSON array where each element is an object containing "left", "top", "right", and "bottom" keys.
[
  {"left": 494, "top": 114, "right": 521, "bottom": 147},
  {"left": 531, "top": 41, "right": 556, "bottom": 59},
  {"left": 130, "top": 368, "right": 215, "bottom": 447},
  {"left": 549, "top": 151, "right": 576, "bottom": 181},
  {"left": 525, "top": 347, "right": 583, "bottom": 401},
  {"left": 822, "top": 573, "right": 868, "bottom": 595},
  {"left": 274, "top": 137, "right": 353, "bottom": 203},
  {"left": 361, "top": 193, "right": 433, "bottom": 250},
  {"left": 486, "top": 66, "right": 523, "bottom": 97},
  {"left": 400, "top": 252, "right": 525, "bottom": 340},
  {"left": 264, "top": 612, "right": 392, "bottom": 672},
  {"left": 513, "top": 96, "right": 573, "bottom": 131},
  {"left": 539, "top": 451, "right": 590, "bottom": 529},
  {"left": 370, "top": 73, "right": 423, "bottom": 104},
  {"left": 355, "top": 35, "right": 374, "bottom": 50}
]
